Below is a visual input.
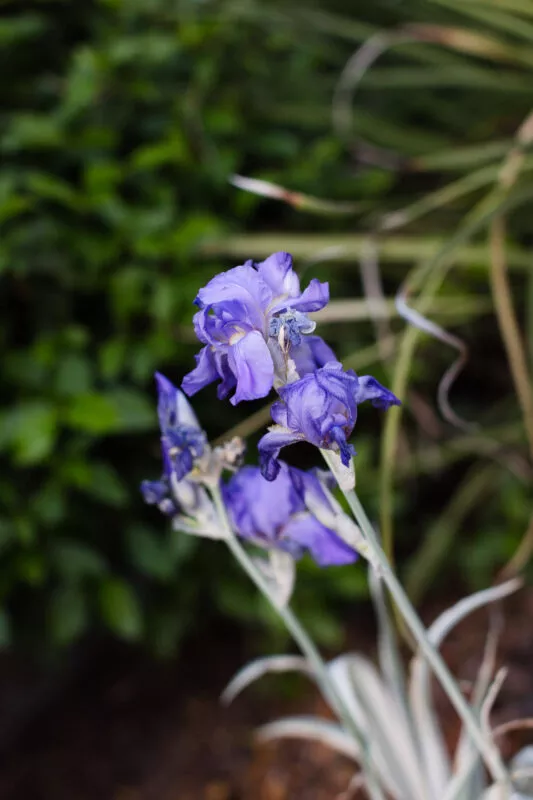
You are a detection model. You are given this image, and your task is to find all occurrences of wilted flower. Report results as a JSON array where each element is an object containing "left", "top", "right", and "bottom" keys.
[
  {"left": 140, "top": 373, "right": 220, "bottom": 538},
  {"left": 153, "top": 372, "right": 207, "bottom": 481},
  {"left": 182, "top": 252, "right": 334, "bottom": 405},
  {"left": 258, "top": 362, "right": 400, "bottom": 480},
  {"left": 223, "top": 463, "right": 357, "bottom": 566}
]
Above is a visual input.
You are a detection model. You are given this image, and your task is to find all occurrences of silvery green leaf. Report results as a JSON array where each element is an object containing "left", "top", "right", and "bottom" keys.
[
  {"left": 409, "top": 578, "right": 521, "bottom": 799},
  {"left": 480, "top": 784, "right": 523, "bottom": 799},
  {"left": 443, "top": 666, "right": 506, "bottom": 800},
  {"left": 329, "top": 654, "right": 426, "bottom": 800},
  {"left": 257, "top": 715, "right": 359, "bottom": 760},
  {"left": 445, "top": 624, "right": 500, "bottom": 800},
  {"left": 369, "top": 569, "right": 410, "bottom": 716},
  {"left": 221, "top": 654, "right": 311, "bottom": 706},
  {"left": 424, "top": 579, "right": 521, "bottom": 650},
  {"left": 511, "top": 746, "right": 533, "bottom": 795}
]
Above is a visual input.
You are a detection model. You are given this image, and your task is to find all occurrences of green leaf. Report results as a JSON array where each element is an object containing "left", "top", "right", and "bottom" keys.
[
  {"left": 15, "top": 553, "right": 46, "bottom": 586},
  {"left": 54, "top": 355, "right": 92, "bottom": 397},
  {"left": 99, "top": 578, "right": 143, "bottom": 641},
  {"left": 78, "top": 462, "right": 128, "bottom": 507},
  {"left": 0, "top": 402, "right": 58, "bottom": 465},
  {"left": 52, "top": 540, "right": 107, "bottom": 580},
  {"left": 49, "top": 586, "right": 88, "bottom": 646},
  {"left": 106, "top": 388, "right": 156, "bottom": 431},
  {"left": 64, "top": 393, "right": 119, "bottom": 433},
  {"left": 127, "top": 526, "right": 175, "bottom": 581}
]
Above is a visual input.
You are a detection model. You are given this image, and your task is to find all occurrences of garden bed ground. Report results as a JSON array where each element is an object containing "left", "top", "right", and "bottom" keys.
[{"left": 0, "top": 590, "right": 531, "bottom": 800}]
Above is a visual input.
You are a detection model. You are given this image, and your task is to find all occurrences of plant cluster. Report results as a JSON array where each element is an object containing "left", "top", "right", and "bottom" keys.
[{"left": 142, "top": 251, "right": 530, "bottom": 800}]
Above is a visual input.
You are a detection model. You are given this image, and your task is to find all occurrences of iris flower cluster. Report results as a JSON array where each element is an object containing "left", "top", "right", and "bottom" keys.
[{"left": 142, "top": 252, "right": 400, "bottom": 566}]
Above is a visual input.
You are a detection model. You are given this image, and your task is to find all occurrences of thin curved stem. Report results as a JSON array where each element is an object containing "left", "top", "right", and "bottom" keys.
[
  {"left": 321, "top": 450, "right": 510, "bottom": 790},
  {"left": 209, "top": 484, "right": 386, "bottom": 800}
]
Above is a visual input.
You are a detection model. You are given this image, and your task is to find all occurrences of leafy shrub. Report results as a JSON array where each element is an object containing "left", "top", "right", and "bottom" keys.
[{"left": 0, "top": 0, "right": 531, "bottom": 654}]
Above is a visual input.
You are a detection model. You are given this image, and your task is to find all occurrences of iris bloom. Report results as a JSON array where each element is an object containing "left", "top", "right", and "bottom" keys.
[
  {"left": 181, "top": 252, "right": 334, "bottom": 405},
  {"left": 258, "top": 362, "right": 400, "bottom": 480},
  {"left": 223, "top": 463, "right": 357, "bottom": 566}
]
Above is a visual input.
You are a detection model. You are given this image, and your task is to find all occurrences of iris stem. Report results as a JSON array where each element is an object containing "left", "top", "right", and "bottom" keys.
[
  {"left": 321, "top": 449, "right": 510, "bottom": 790},
  {"left": 208, "top": 482, "right": 386, "bottom": 800}
]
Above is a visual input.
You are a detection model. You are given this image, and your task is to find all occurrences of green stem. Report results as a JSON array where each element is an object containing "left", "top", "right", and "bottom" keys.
[
  {"left": 321, "top": 450, "right": 510, "bottom": 789},
  {"left": 209, "top": 484, "right": 386, "bottom": 800}
]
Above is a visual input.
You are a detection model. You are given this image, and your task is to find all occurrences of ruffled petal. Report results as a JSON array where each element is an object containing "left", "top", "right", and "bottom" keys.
[
  {"left": 278, "top": 379, "right": 328, "bottom": 446},
  {"left": 282, "top": 514, "right": 357, "bottom": 566},
  {"left": 181, "top": 346, "right": 219, "bottom": 396},
  {"left": 355, "top": 375, "right": 401, "bottom": 409},
  {"left": 256, "top": 251, "right": 300, "bottom": 298},
  {"left": 258, "top": 427, "right": 304, "bottom": 481},
  {"left": 228, "top": 330, "right": 274, "bottom": 405},
  {"left": 196, "top": 264, "right": 272, "bottom": 328}
]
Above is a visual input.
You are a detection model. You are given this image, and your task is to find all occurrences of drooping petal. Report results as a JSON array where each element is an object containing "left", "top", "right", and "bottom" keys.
[
  {"left": 289, "top": 467, "right": 335, "bottom": 515},
  {"left": 328, "top": 425, "right": 356, "bottom": 466},
  {"left": 256, "top": 251, "right": 300, "bottom": 298},
  {"left": 140, "top": 479, "right": 168, "bottom": 505},
  {"left": 355, "top": 375, "right": 401, "bottom": 409},
  {"left": 223, "top": 464, "right": 299, "bottom": 542},
  {"left": 182, "top": 346, "right": 219, "bottom": 397},
  {"left": 282, "top": 515, "right": 357, "bottom": 566},
  {"left": 227, "top": 330, "right": 274, "bottom": 405},
  {"left": 258, "top": 427, "right": 305, "bottom": 481}
]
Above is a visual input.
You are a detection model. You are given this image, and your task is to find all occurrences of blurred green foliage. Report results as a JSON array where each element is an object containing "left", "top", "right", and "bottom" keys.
[{"left": 0, "top": 0, "right": 532, "bottom": 655}]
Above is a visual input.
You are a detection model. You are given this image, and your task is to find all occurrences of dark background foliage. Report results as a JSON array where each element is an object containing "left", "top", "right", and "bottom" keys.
[{"left": 0, "top": 0, "right": 531, "bottom": 657}]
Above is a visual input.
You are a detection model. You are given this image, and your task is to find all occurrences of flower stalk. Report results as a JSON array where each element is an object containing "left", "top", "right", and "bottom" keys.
[
  {"left": 208, "top": 482, "right": 387, "bottom": 800},
  {"left": 321, "top": 448, "right": 510, "bottom": 790}
]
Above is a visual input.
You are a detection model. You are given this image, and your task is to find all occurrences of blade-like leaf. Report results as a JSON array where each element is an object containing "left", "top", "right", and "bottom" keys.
[
  {"left": 221, "top": 654, "right": 311, "bottom": 706},
  {"left": 257, "top": 715, "right": 359, "bottom": 760},
  {"left": 443, "top": 666, "right": 506, "bottom": 800},
  {"left": 330, "top": 654, "right": 426, "bottom": 800},
  {"left": 448, "top": 621, "right": 501, "bottom": 800},
  {"left": 479, "top": 784, "right": 515, "bottom": 799},
  {"left": 425, "top": 579, "right": 521, "bottom": 649},
  {"left": 510, "top": 745, "right": 533, "bottom": 795},
  {"left": 409, "top": 579, "right": 521, "bottom": 799},
  {"left": 369, "top": 569, "right": 411, "bottom": 721}
]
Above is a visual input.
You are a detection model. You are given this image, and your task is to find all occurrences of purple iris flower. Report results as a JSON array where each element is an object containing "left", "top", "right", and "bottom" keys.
[
  {"left": 181, "top": 252, "right": 334, "bottom": 405},
  {"left": 258, "top": 362, "right": 400, "bottom": 480},
  {"left": 223, "top": 463, "right": 357, "bottom": 566}
]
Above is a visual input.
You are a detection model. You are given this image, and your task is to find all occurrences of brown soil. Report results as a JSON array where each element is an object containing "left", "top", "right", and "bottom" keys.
[{"left": 0, "top": 590, "right": 531, "bottom": 800}]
